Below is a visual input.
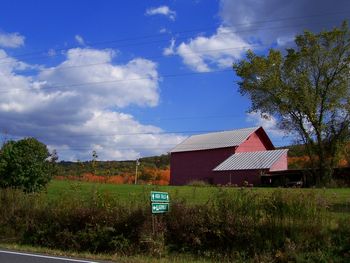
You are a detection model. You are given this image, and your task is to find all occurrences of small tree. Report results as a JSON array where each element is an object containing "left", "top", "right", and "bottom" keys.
[
  {"left": 91, "top": 150, "right": 98, "bottom": 174},
  {"left": 0, "top": 137, "right": 56, "bottom": 192},
  {"left": 234, "top": 22, "right": 350, "bottom": 185}
]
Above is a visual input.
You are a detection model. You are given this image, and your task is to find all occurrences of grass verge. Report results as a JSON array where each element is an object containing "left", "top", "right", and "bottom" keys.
[{"left": 0, "top": 243, "right": 214, "bottom": 263}]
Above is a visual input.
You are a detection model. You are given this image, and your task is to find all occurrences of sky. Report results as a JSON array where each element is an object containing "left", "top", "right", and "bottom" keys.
[{"left": 0, "top": 0, "right": 349, "bottom": 161}]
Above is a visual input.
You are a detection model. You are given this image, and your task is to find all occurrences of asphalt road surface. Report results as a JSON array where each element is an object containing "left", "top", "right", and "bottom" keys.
[{"left": 0, "top": 249, "right": 110, "bottom": 263}]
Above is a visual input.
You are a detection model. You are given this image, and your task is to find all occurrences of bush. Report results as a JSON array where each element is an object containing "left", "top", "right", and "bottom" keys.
[
  {"left": 0, "top": 138, "right": 56, "bottom": 192},
  {"left": 187, "top": 180, "right": 210, "bottom": 187}
]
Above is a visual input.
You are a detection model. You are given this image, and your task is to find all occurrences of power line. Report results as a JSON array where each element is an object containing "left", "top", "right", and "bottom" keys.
[
  {"left": 0, "top": 43, "right": 262, "bottom": 71},
  {"left": 0, "top": 10, "right": 350, "bottom": 60},
  {"left": 1, "top": 125, "right": 292, "bottom": 152},
  {"left": 1, "top": 10, "right": 348, "bottom": 62},
  {"left": 0, "top": 68, "right": 233, "bottom": 93},
  {"left": 4, "top": 127, "right": 291, "bottom": 140},
  {"left": 54, "top": 144, "right": 292, "bottom": 151},
  {"left": 2, "top": 17, "right": 344, "bottom": 90},
  {"left": 0, "top": 14, "right": 342, "bottom": 77},
  {"left": 107, "top": 113, "right": 243, "bottom": 122}
]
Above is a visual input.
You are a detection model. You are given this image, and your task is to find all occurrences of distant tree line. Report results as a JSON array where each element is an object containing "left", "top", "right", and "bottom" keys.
[{"left": 57, "top": 154, "right": 170, "bottom": 179}]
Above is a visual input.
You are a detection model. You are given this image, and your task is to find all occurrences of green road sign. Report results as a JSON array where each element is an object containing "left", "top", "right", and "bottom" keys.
[
  {"left": 151, "top": 191, "right": 169, "bottom": 202},
  {"left": 151, "top": 202, "right": 170, "bottom": 214}
]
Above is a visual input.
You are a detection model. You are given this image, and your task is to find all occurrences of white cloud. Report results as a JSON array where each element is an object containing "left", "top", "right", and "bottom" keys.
[
  {"left": 47, "top": 110, "right": 185, "bottom": 161},
  {"left": 219, "top": 0, "right": 350, "bottom": 48},
  {"left": 164, "top": 0, "right": 349, "bottom": 72},
  {"left": 145, "top": 6, "right": 176, "bottom": 21},
  {"left": 38, "top": 48, "right": 160, "bottom": 108},
  {"left": 166, "top": 26, "right": 251, "bottom": 72},
  {"left": 75, "top": 34, "right": 85, "bottom": 45},
  {"left": 163, "top": 38, "right": 176, "bottom": 56},
  {"left": 276, "top": 35, "right": 294, "bottom": 47},
  {"left": 0, "top": 47, "right": 185, "bottom": 160},
  {"left": 0, "top": 31, "right": 25, "bottom": 48},
  {"left": 246, "top": 111, "right": 285, "bottom": 137},
  {"left": 159, "top": 28, "right": 168, "bottom": 34}
]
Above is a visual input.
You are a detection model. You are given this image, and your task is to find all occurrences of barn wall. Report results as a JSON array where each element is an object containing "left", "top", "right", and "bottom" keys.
[
  {"left": 270, "top": 153, "right": 288, "bottom": 171},
  {"left": 213, "top": 170, "right": 265, "bottom": 186},
  {"left": 170, "top": 147, "right": 235, "bottom": 185},
  {"left": 236, "top": 129, "right": 273, "bottom": 153}
]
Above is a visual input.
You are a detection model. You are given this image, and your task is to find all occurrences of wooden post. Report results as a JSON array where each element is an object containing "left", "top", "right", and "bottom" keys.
[{"left": 135, "top": 158, "right": 139, "bottom": 184}]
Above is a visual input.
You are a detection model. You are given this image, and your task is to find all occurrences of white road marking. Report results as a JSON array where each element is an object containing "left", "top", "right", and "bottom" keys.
[{"left": 0, "top": 250, "right": 100, "bottom": 262}]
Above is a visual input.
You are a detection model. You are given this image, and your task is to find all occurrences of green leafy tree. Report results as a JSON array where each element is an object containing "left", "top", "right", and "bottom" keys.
[
  {"left": 0, "top": 137, "right": 57, "bottom": 192},
  {"left": 234, "top": 22, "right": 350, "bottom": 185}
]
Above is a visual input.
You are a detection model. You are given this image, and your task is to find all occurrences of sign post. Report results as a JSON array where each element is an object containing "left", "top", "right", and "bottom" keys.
[{"left": 150, "top": 191, "right": 170, "bottom": 235}]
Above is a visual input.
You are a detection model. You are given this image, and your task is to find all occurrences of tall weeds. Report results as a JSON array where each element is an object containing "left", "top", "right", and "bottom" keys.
[
  {"left": 166, "top": 188, "right": 331, "bottom": 256},
  {"left": 0, "top": 187, "right": 348, "bottom": 261}
]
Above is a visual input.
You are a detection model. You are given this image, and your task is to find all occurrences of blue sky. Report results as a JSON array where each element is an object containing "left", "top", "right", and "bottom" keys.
[{"left": 0, "top": 0, "right": 349, "bottom": 160}]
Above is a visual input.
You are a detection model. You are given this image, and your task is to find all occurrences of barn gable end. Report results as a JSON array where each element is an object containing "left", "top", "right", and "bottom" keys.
[{"left": 236, "top": 127, "right": 274, "bottom": 153}]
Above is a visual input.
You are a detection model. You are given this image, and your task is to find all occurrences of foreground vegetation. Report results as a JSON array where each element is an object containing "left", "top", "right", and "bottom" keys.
[{"left": 1, "top": 181, "right": 350, "bottom": 262}]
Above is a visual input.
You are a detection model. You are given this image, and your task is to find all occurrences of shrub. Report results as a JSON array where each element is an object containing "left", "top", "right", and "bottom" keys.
[
  {"left": 187, "top": 180, "right": 210, "bottom": 187},
  {"left": 0, "top": 138, "right": 56, "bottom": 192}
]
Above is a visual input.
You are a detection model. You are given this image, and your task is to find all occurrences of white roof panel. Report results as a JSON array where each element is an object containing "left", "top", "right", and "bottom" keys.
[
  {"left": 213, "top": 149, "right": 288, "bottom": 171},
  {"left": 170, "top": 127, "right": 259, "bottom": 153}
]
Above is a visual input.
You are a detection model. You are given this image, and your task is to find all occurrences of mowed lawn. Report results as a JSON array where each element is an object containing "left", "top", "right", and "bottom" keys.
[{"left": 47, "top": 180, "right": 350, "bottom": 213}]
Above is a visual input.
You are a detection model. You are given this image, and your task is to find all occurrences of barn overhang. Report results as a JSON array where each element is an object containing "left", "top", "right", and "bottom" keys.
[{"left": 213, "top": 149, "right": 288, "bottom": 172}]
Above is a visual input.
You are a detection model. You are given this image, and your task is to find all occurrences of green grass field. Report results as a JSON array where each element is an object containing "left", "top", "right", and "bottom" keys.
[{"left": 47, "top": 180, "right": 350, "bottom": 215}]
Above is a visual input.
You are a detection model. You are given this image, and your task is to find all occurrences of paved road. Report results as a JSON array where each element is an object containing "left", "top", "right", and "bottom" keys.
[{"left": 0, "top": 249, "right": 109, "bottom": 263}]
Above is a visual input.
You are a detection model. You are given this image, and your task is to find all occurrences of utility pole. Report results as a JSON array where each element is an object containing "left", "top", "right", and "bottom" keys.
[{"left": 135, "top": 158, "right": 140, "bottom": 184}]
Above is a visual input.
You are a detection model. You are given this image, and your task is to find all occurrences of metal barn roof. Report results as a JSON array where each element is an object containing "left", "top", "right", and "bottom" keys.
[
  {"left": 213, "top": 149, "right": 288, "bottom": 171},
  {"left": 170, "top": 127, "right": 260, "bottom": 153}
]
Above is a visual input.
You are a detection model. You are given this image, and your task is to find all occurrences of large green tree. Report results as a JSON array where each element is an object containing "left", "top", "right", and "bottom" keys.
[
  {"left": 234, "top": 22, "right": 350, "bottom": 185},
  {"left": 0, "top": 137, "right": 57, "bottom": 192}
]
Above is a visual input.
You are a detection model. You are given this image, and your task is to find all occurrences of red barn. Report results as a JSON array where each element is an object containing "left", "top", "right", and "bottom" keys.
[{"left": 170, "top": 127, "right": 288, "bottom": 186}]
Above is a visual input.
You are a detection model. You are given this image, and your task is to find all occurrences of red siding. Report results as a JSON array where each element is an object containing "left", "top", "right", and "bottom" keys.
[
  {"left": 236, "top": 128, "right": 274, "bottom": 153},
  {"left": 270, "top": 153, "right": 288, "bottom": 171},
  {"left": 170, "top": 147, "right": 235, "bottom": 185},
  {"left": 213, "top": 170, "right": 264, "bottom": 186}
]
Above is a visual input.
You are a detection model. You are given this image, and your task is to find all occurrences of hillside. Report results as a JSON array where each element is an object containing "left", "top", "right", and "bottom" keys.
[{"left": 56, "top": 154, "right": 170, "bottom": 185}]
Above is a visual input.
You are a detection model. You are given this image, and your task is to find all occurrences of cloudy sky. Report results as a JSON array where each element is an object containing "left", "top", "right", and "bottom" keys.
[{"left": 0, "top": 0, "right": 348, "bottom": 161}]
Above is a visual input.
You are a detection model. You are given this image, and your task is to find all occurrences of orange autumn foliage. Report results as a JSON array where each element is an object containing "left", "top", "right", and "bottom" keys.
[
  {"left": 288, "top": 155, "right": 349, "bottom": 169},
  {"left": 288, "top": 156, "right": 311, "bottom": 169},
  {"left": 106, "top": 175, "right": 124, "bottom": 184},
  {"left": 139, "top": 167, "right": 170, "bottom": 185},
  {"left": 338, "top": 158, "right": 349, "bottom": 167},
  {"left": 55, "top": 173, "right": 133, "bottom": 184},
  {"left": 55, "top": 167, "right": 171, "bottom": 185}
]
